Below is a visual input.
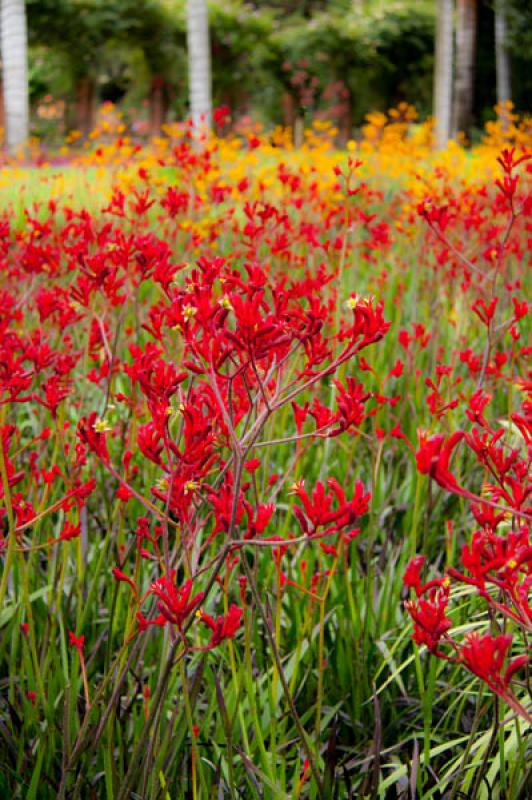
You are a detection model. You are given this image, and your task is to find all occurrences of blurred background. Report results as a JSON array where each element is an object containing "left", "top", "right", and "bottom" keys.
[{"left": 0, "top": 0, "right": 531, "bottom": 149}]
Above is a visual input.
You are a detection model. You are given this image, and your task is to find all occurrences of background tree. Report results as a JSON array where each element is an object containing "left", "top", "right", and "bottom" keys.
[
  {"left": 1, "top": 0, "right": 29, "bottom": 151},
  {"left": 18, "top": 0, "right": 532, "bottom": 143},
  {"left": 454, "top": 0, "right": 478, "bottom": 136},
  {"left": 127, "top": 1, "right": 185, "bottom": 134},
  {"left": 187, "top": 0, "right": 211, "bottom": 128},
  {"left": 27, "top": 0, "right": 185, "bottom": 136},
  {"left": 433, "top": 0, "right": 453, "bottom": 148},
  {"left": 494, "top": 0, "right": 510, "bottom": 107},
  {"left": 208, "top": 2, "right": 272, "bottom": 118},
  {"left": 504, "top": 0, "right": 532, "bottom": 114}
]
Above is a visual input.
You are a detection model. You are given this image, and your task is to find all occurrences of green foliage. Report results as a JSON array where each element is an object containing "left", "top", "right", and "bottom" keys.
[
  {"left": 26, "top": 0, "right": 187, "bottom": 127},
  {"left": 261, "top": 2, "right": 435, "bottom": 125},
  {"left": 208, "top": 1, "right": 275, "bottom": 111},
  {"left": 24, "top": 0, "right": 532, "bottom": 135},
  {"left": 25, "top": 0, "right": 436, "bottom": 130},
  {"left": 504, "top": 0, "right": 532, "bottom": 111},
  {"left": 28, "top": 46, "right": 72, "bottom": 102},
  {"left": 29, "top": 0, "right": 185, "bottom": 75},
  {"left": 505, "top": 0, "right": 532, "bottom": 58}
]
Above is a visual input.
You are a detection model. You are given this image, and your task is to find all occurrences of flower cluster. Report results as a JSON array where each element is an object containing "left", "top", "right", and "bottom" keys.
[
  {"left": 405, "top": 148, "right": 531, "bottom": 723},
  {"left": 1, "top": 112, "right": 530, "bottom": 795}
]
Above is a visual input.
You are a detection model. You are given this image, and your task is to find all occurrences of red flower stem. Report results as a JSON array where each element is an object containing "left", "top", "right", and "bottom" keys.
[
  {"left": 425, "top": 219, "right": 487, "bottom": 278},
  {"left": 0, "top": 410, "right": 17, "bottom": 611},
  {"left": 79, "top": 651, "right": 91, "bottom": 709}
]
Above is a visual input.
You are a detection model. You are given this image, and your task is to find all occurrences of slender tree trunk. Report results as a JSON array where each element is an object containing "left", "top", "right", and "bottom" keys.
[
  {"left": 149, "top": 76, "right": 168, "bottom": 136},
  {"left": 293, "top": 116, "right": 304, "bottom": 149},
  {"left": 453, "top": 0, "right": 477, "bottom": 138},
  {"left": 0, "top": 79, "right": 4, "bottom": 135},
  {"left": 337, "top": 92, "right": 352, "bottom": 147},
  {"left": 434, "top": 0, "right": 454, "bottom": 149},
  {"left": 187, "top": 0, "right": 212, "bottom": 131},
  {"left": 75, "top": 76, "right": 94, "bottom": 137},
  {"left": 494, "top": 0, "right": 511, "bottom": 108},
  {"left": 1, "top": 0, "right": 29, "bottom": 152},
  {"left": 282, "top": 92, "right": 296, "bottom": 134}
]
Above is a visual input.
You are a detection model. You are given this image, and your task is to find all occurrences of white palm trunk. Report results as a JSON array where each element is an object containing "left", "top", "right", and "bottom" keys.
[
  {"left": 187, "top": 0, "right": 211, "bottom": 131},
  {"left": 1, "top": 0, "right": 29, "bottom": 151},
  {"left": 434, "top": 0, "right": 454, "bottom": 149},
  {"left": 494, "top": 0, "right": 511, "bottom": 107},
  {"left": 453, "top": 0, "right": 477, "bottom": 137}
]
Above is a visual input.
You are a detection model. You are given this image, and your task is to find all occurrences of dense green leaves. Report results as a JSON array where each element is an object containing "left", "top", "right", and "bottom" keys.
[{"left": 24, "top": 0, "right": 532, "bottom": 131}]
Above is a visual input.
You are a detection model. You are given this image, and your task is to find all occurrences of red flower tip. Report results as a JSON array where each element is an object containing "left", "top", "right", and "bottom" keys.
[
  {"left": 68, "top": 631, "right": 85, "bottom": 654},
  {"left": 112, "top": 567, "right": 137, "bottom": 593},
  {"left": 403, "top": 556, "right": 426, "bottom": 595},
  {"left": 26, "top": 691, "right": 37, "bottom": 705},
  {"left": 59, "top": 521, "right": 81, "bottom": 541}
]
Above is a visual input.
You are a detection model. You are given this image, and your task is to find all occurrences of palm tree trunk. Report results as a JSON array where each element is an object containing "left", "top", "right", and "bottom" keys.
[
  {"left": 187, "top": 0, "right": 212, "bottom": 131},
  {"left": 434, "top": 0, "right": 454, "bottom": 149},
  {"left": 1, "top": 0, "right": 29, "bottom": 152},
  {"left": 453, "top": 0, "right": 477, "bottom": 138},
  {"left": 494, "top": 0, "right": 511, "bottom": 108}
]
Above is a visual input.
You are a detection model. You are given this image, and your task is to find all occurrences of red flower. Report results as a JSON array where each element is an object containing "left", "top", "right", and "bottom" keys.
[
  {"left": 137, "top": 421, "right": 165, "bottom": 467},
  {"left": 136, "top": 611, "right": 166, "bottom": 631},
  {"left": 330, "top": 377, "right": 370, "bottom": 435},
  {"left": 292, "top": 478, "right": 370, "bottom": 538},
  {"left": 149, "top": 575, "right": 204, "bottom": 630},
  {"left": 26, "top": 691, "right": 37, "bottom": 705},
  {"left": 199, "top": 604, "right": 243, "bottom": 648},
  {"left": 466, "top": 389, "right": 491, "bottom": 428},
  {"left": 415, "top": 430, "right": 465, "bottom": 493},
  {"left": 59, "top": 521, "right": 81, "bottom": 542},
  {"left": 339, "top": 295, "right": 390, "bottom": 351},
  {"left": 405, "top": 586, "right": 452, "bottom": 654},
  {"left": 403, "top": 556, "right": 426, "bottom": 596},
  {"left": 459, "top": 633, "right": 528, "bottom": 699},
  {"left": 112, "top": 567, "right": 137, "bottom": 594},
  {"left": 77, "top": 412, "right": 110, "bottom": 462},
  {"left": 472, "top": 297, "right": 498, "bottom": 326},
  {"left": 243, "top": 500, "right": 275, "bottom": 539},
  {"left": 68, "top": 632, "right": 85, "bottom": 654},
  {"left": 0, "top": 426, "right": 25, "bottom": 496}
]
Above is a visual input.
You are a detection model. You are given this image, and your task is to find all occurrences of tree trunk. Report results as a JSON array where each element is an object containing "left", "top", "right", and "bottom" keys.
[
  {"left": 282, "top": 92, "right": 296, "bottom": 132},
  {"left": 0, "top": 79, "right": 4, "bottom": 135},
  {"left": 187, "top": 0, "right": 212, "bottom": 131},
  {"left": 337, "top": 92, "right": 352, "bottom": 147},
  {"left": 149, "top": 76, "right": 168, "bottom": 136},
  {"left": 293, "top": 116, "right": 304, "bottom": 149},
  {"left": 75, "top": 76, "right": 94, "bottom": 137},
  {"left": 453, "top": 0, "right": 477, "bottom": 138},
  {"left": 1, "top": 0, "right": 29, "bottom": 152},
  {"left": 433, "top": 0, "right": 454, "bottom": 149},
  {"left": 494, "top": 0, "right": 511, "bottom": 108}
]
